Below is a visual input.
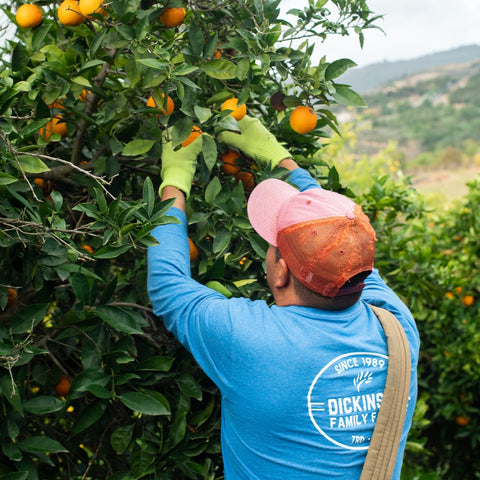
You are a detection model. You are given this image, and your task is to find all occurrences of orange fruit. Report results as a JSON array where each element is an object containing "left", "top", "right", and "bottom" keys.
[
  {"left": 33, "top": 178, "right": 45, "bottom": 188},
  {"left": 16, "top": 4, "right": 43, "bottom": 28},
  {"left": 182, "top": 126, "right": 202, "bottom": 147},
  {"left": 58, "top": 0, "right": 84, "bottom": 25},
  {"left": 55, "top": 374, "right": 71, "bottom": 396},
  {"left": 79, "top": 89, "right": 92, "bottom": 101},
  {"left": 220, "top": 150, "right": 241, "bottom": 175},
  {"left": 81, "top": 244, "right": 94, "bottom": 254},
  {"left": 160, "top": 7, "right": 186, "bottom": 27},
  {"left": 146, "top": 94, "right": 174, "bottom": 115},
  {"left": 221, "top": 98, "right": 247, "bottom": 121},
  {"left": 39, "top": 117, "right": 67, "bottom": 141},
  {"left": 289, "top": 105, "right": 317, "bottom": 134},
  {"left": 455, "top": 415, "right": 470, "bottom": 427},
  {"left": 461, "top": 295, "right": 474, "bottom": 307},
  {"left": 235, "top": 171, "right": 254, "bottom": 191},
  {"left": 188, "top": 238, "right": 198, "bottom": 261},
  {"left": 78, "top": 0, "right": 105, "bottom": 17},
  {"left": 6, "top": 288, "right": 18, "bottom": 309}
]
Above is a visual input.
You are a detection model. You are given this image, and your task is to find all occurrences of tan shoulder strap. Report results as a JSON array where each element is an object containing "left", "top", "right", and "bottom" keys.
[{"left": 360, "top": 305, "right": 411, "bottom": 480}]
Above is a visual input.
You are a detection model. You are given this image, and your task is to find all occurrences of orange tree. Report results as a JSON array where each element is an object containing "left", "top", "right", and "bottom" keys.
[{"left": 0, "top": 0, "right": 386, "bottom": 478}]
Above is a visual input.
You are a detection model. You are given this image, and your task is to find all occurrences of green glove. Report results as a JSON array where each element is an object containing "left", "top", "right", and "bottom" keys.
[
  {"left": 159, "top": 130, "right": 203, "bottom": 198},
  {"left": 217, "top": 115, "right": 291, "bottom": 169}
]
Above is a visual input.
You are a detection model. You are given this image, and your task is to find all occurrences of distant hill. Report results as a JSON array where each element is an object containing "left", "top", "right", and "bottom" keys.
[{"left": 340, "top": 44, "right": 480, "bottom": 93}]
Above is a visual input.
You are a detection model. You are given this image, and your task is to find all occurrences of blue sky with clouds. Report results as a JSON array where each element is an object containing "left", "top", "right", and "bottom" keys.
[{"left": 280, "top": 0, "right": 480, "bottom": 67}]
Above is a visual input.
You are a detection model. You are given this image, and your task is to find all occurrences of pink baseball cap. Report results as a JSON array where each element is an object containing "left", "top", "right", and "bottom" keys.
[{"left": 247, "top": 179, "right": 376, "bottom": 298}]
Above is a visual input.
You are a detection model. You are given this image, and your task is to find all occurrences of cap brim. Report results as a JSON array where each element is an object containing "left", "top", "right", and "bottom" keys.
[{"left": 247, "top": 178, "right": 299, "bottom": 246}]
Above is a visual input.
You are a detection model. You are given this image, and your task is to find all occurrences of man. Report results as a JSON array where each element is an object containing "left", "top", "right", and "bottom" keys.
[{"left": 147, "top": 116, "right": 420, "bottom": 479}]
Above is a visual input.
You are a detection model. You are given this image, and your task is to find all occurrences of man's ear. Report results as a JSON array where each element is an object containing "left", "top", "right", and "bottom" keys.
[{"left": 273, "top": 257, "right": 291, "bottom": 289}]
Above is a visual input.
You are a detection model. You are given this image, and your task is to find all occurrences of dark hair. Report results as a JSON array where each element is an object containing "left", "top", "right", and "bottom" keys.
[{"left": 275, "top": 248, "right": 369, "bottom": 310}]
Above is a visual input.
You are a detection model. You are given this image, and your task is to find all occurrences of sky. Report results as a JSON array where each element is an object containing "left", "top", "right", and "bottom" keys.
[{"left": 280, "top": 0, "right": 480, "bottom": 67}]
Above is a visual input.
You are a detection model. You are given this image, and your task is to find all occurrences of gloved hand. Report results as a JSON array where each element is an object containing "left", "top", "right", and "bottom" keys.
[
  {"left": 217, "top": 116, "right": 291, "bottom": 169},
  {"left": 159, "top": 130, "right": 203, "bottom": 198}
]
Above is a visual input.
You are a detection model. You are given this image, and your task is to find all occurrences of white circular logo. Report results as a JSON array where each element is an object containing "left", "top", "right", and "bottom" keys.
[{"left": 307, "top": 352, "right": 388, "bottom": 450}]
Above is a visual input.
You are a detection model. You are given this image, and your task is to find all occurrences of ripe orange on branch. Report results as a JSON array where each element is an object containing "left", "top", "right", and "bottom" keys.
[
  {"left": 235, "top": 171, "right": 254, "bottom": 191},
  {"left": 15, "top": 4, "right": 43, "bottom": 28},
  {"left": 6, "top": 288, "right": 18, "bottom": 309},
  {"left": 220, "top": 150, "right": 241, "bottom": 175},
  {"left": 182, "top": 126, "right": 202, "bottom": 147},
  {"left": 461, "top": 295, "right": 474, "bottom": 307},
  {"left": 188, "top": 238, "right": 198, "bottom": 262},
  {"left": 78, "top": 0, "right": 105, "bottom": 18},
  {"left": 289, "top": 105, "right": 317, "bottom": 134},
  {"left": 146, "top": 94, "right": 174, "bottom": 116},
  {"left": 58, "top": 0, "right": 84, "bottom": 26},
  {"left": 221, "top": 98, "right": 247, "bottom": 121},
  {"left": 39, "top": 117, "right": 68, "bottom": 141},
  {"left": 160, "top": 7, "right": 186, "bottom": 27},
  {"left": 55, "top": 374, "right": 71, "bottom": 396}
]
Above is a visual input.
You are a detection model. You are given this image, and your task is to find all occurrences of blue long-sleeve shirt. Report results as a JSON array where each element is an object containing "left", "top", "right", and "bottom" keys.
[{"left": 147, "top": 168, "right": 420, "bottom": 479}]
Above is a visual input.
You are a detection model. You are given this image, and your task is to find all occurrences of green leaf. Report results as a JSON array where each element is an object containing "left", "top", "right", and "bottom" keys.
[
  {"left": 137, "top": 355, "right": 174, "bottom": 372},
  {"left": 143, "top": 177, "right": 155, "bottom": 217},
  {"left": 331, "top": 85, "right": 366, "bottom": 107},
  {"left": 194, "top": 105, "right": 212, "bottom": 123},
  {"left": 72, "top": 400, "right": 107, "bottom": 435},
  {"left": 201, "top": 59, "right": 237, "bottom": 79},
  {"left": 10, "top": 304, "right": 49, "bottom": 334},
  {"left": 0, "top": 376, "right": 23, "bottom": 415},
  {"left": 175, "top": 372, "right": 203, "bottom": 400},
  {"left": 201, "top": 133, "right": 217, "bottom": 171},
  {"left": 236, "top": 58, "right": 250, "bottom": 80},
  {"left": 213, "top": 228, "right": 231, "bottom": 254},
  {"left": 137, "top": 58, "right": 169, "bottom": 70},
  {"left": 70, "top": 273, "right": 94, "bottom": 306},
  {"left": 168, "top": 413, "right": 186, "bottom": 448},
  {"left": 23, "top": 396, "right": 64, "bottom": 414},
  {"left": 206, "top": 280, "right": 232, "bottom": 298},
  {"left": 94, "top": 245, "right": 131, "bottom": 259},
  {"left": 85, "top": 384, "right": 112, "bottom": 399},
  {"left": 203, "top": 32, "right": 218, "bottom": 58},
  {"left": 70, "top": 369, "right": 110, "bottom": 393},
  {"left": 189, "top": 21, "right": 204, "bottom": 56},
  {"left": 0, "top": 173, "right": 17, "bottom": 185},
  {"left": 122, "top": 139, "right": 155, "bottom": 156},
  {"left": 96, "top": 305, "right": 146, "bottom": 334},
  {"left": 110, "top": 424, "right": 135, "bottom": 455},
  {"left": 173, "top": 64, "right": 199, "bottom": 76},
  {"left": 17, "top": 155, "right": 49, "bottom": 174},
  {"left": 205, "top": 177, "right": 222, "bottom": 204},
  {"left": 17, "top": 436, "right": 68, "bottom": 454},
  {"left": 71, "top": 76, "right": 92, "bottom": 87},
  {"left": 0, "top": 473, "right": 29, "bottom": 480},
  {"left": 11, "top": 43, "right": 28, "bottom": 72},
  {"left": 119, "top": 391, "right": 170, "bottom": 415},
  {"left": 325, "top": 58, "right": 357, "bottom": 80}
]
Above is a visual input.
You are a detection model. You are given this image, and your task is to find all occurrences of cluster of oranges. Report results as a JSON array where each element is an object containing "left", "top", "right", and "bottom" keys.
[{"left": 15, "top": 2, "right": 186, "bottom": 28}]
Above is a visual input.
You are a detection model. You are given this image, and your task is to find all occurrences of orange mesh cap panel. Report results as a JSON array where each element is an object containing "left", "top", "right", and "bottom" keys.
[{"left": 277, "top": 204, "right": 376, "bottom": 297}]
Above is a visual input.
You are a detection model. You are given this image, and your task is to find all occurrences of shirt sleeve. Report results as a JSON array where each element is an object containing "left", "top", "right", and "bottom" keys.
[
  {"left": 361, "top": 269, "right": 420, "bottom": 354},
  {"left": 285, "top": 167, "right": 321, "bottom": 191},
  {"left": 147, "top": 207, "right": 246, "bottom": 389}
]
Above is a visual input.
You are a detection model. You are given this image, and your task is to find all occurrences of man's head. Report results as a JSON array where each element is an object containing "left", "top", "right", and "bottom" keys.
[{"left": 247, "top": 179, "right": 376, "bottom": 299}]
